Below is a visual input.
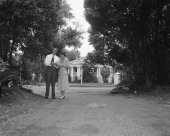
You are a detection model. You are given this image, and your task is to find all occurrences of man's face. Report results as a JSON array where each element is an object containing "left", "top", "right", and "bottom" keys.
[{"left": 52, "top": 48, "right": 58, "bottom": 54}]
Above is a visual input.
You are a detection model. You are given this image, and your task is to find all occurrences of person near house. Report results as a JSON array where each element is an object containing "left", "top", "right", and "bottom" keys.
[
  {"left": 56, "top": 51, "right": 69, "bottom": 99},
  {"left": 38, "top": 73, "right": 43, "bottom": 82},
  {"left": 31, "top": 72, "right": 36, "bottom": 81},
  {"left": 44, "top": 47, "right": 60, "bottom": 99}
]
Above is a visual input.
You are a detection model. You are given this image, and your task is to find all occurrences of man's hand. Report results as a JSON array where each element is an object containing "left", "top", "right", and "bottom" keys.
[
  {"left": 53, "top": 62, "right": 59, "bottom": 66},
  {"left": 54, "top": 62, "right": 63, "bottom": 67},
  {"left": 58, "top": 63, "right": 63, "bottom": 67},
  {"left": 51, "top": 62, "right": 55, "bottom": 65}
]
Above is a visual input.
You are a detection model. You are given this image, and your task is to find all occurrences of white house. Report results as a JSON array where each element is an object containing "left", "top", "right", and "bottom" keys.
[
  {"left": 68, "top": 58, "right": 118, "bottom": 84},
  {"left": 69, "top": 58, "right": 84, "bottom": 82}
]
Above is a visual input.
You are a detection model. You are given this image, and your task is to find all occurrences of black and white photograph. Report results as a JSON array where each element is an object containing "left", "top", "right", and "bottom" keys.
[{"left": 0, "top": 0, "right": 169, "bottom": 135}]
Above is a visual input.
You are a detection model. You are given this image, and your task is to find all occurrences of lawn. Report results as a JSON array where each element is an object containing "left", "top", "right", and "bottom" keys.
[{"left": 0, "top": 87, "right": 51, "bottom": 124}]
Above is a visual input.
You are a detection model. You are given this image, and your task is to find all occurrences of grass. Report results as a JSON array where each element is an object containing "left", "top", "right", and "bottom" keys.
[
  {"left": 0, "top": 87, "right": 52, "bottom": 124},
  {"left": 110, "top": 85, "right": 170, "bottom": 102}
]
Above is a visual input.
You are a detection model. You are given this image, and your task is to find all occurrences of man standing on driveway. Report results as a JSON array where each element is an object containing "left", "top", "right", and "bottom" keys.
[{"left": 44, "top": 47, "right": 59, "bottom": 99}]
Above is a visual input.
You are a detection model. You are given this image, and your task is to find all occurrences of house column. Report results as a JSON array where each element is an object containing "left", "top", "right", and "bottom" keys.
[
  {"left": 81, "top": 67, "right": 83, "bottom": 84},
  {"left": 98, "top": 67, "right": 100, "bottom": 82},
  {"left": 77, "top": 67, "right": 80, "bottom": 78},
  {"left": 96, "top": 67, "right": 99, "bottom": 82},
  {"left": 99, "top": 67, "right": 101, "bottom": 77},
  {"left": 98, "top": 67, "right": 103, "bottom": 83},
  {"left": 80, "top": 67, "right": 82, "bottom": 77},
  {"left": 71, "top": 67, "right": 74, "bottom": 82},
  {"left": 97, "top": 67, "right": 99, "bottom": 77},
  {"left": 78, "top": 67, "right": 81, "bottom": 78}
]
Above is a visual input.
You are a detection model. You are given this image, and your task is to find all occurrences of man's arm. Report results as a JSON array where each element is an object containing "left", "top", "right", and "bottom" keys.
[
  {"left": 44, "top": 55, "right": 51, "bottom": 66},
  {"left": 53, "top": 56, "right": 60, "bottom": 66}
]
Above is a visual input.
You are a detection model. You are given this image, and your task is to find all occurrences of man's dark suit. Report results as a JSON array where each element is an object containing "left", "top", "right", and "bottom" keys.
[{"left": 44, "top": 54, "right": 59, "bottom": 98}]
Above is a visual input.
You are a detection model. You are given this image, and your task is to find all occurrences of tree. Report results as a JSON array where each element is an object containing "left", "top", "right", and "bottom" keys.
[
  {"left": 84, "top": 0, "right": 168, "bottom": 88},
  {"left": 22, "top": 0, "right": 69, "bottom": 58},
  {"left": 54, "top": 24, "right": 84, "bottom": 52},
  {"left": 86, "top": 31, "right": 130, "bottom": 66},
  {"left": 0, "top": 0, "right": 84, "bottom": 85},
  {"left": 65, "top": 49, "right": 80, "bottom": 61},
  {"left": 0, "top": 0, "right": 74, "bottom": 64},
  {"left": 82, "top": 62, "right": 98, "bottom": 83},
  {"left": 85, "top": 51, "right": 106, "bottom": 65},
  {"left": 100, "top": 66, "right": 110, "bottom": 83}
]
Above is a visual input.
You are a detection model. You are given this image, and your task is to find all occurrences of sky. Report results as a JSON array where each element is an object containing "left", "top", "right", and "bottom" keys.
[{"left": 65, "top": 0, "right": 94, "bottom": 57}]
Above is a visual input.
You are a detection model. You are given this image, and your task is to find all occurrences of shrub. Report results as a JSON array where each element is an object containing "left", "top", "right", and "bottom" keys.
[
  {"left": 22, "top": 59, "right": 46, "bottom": 81},
  {"left": 73, "top": 76, "right": 81, "bottom": 83},
  {"left": 68, "top": 74, "right": 71, "bottom": 82},
  {"left": 101, "top": 66, "right": 111, "bottom": 83},
  {"left": 82, "top": 63, "right": 98, "bottom": 83}
]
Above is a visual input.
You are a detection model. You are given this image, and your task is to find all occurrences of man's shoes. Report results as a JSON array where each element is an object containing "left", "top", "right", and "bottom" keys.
[
  {"left": 52, "top": 97, "right": 56, "bottom": 99},
  {"left": 45, "top": 97, "right": 48, "bottom": 99}
]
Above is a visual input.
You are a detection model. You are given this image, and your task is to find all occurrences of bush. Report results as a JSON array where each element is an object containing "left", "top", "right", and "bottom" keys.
[
  {"left": 68, "top": 74, "right": 71, "bottom": 82},
  {"left": 101, "top": 66, "right": 111, "bottom": 83},
  {"left": 117, "top": 68, "right": 137, "bottom": 92},
  {"left": 73, "top": 76, "right": 81, "bottom": 83},
  {"left": 82, "top": 63, "right": 98, "bottom": 83},
  {"left": 22, "top": 59, "right": 46, "bottom": 81}
]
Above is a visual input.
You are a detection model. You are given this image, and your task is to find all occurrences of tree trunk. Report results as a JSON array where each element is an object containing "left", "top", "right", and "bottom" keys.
[
  {"left": 145, "top": 75, "right": 151, "bottom": 89},
  {"left": 9, "top": 40, "right": 15, "bottom": 65},
  {"left": 0, "top": 35, "right": 2, "bottom": 58},
  {"left": 3, "top": 39, "right": 8, "bottom": 61}
]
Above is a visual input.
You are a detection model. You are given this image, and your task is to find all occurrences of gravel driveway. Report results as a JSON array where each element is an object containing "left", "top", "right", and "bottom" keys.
[{"left": 0, "top": 87, "right": 170, "bottom": 136}]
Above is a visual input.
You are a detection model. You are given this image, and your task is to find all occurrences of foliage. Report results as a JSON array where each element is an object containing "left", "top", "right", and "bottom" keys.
[
  {"left": 68, "top": 74, "right": 71, "bottom": 83},
  {"left": 100, "top": 66, "right": 110, "bottom": 83},
  {"left": 84, "top": 0, "right": 168, "bottom": 88},
  {"left": 21, "top": 58, "right": 46, "bottom": 80},
  {"left": 82, "top": 62, "right": 98, "bottom": 83},
  {"left": 54, "top": 25, "right": 84, "bottom": 51},
  {"left": 0, "top": 0, "right": 86, "bottom": 86},
  {"left": 0, "top": 62, "right": 21, "bottom": 97},
  {"left": 0, "top": 0, "right": 77, "bottom": 64},
  {"left": 116, "top": 66, "right": 135, "bottom": 90},
  {"left": 73, "top": 76, "right": 81, "bottom": 83},
  {"left": 86, "top": 51, "right": 107, "bottom": 65},
  {"left": 65, "top": 49, "right": 80, "bottom": 61},
  {"left": 0, "top": 58, "right": 9, "bottom": 72},
  {"left": 86, "top": 31, "right": 130, "bottom": 66},
  {"left": 11, "top": 52, "right": 23, "bottom": 66},
  {"left": 0, "top": 71, "right": 20, "bottom": 84}
]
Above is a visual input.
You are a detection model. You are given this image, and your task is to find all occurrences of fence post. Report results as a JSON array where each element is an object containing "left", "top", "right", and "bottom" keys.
[{"left": 81, "top": 69, "right": 83, "bottom": 85}]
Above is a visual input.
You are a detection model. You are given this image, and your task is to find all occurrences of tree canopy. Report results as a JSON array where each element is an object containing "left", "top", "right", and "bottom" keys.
[
  {"left": 0, "top": 0, "right": 83, "bottom": 64},
  {"left": 84, "top": 0, "right": 168, "bottom": 87},
  {"left": 65, "top": 49, "right": 80, "bottom": 61}
]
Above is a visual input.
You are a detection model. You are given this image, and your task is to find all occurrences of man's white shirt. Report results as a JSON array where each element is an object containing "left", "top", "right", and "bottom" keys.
[{"left": 44, "top": 54, "right": 59, "bottom": 67}]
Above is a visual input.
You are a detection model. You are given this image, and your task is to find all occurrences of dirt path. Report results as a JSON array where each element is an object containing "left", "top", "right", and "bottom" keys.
[{"left": 0, "top": 88, "right": 170, "bottom": 136}]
